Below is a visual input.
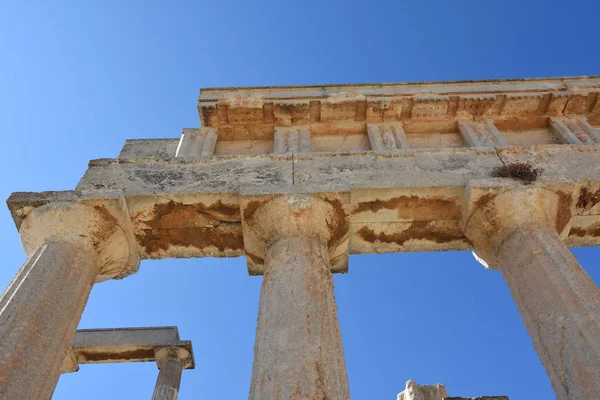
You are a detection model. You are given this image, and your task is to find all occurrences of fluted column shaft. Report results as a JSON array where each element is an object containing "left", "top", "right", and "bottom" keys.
[
  {"left": 151, "top": 346, "right": 192, "bottom": 400},
  {"left": 497, "top": 228, "right": 600, "bottom": 399},
  {"left": 152, "top": 359, "right": 184, "bottom": 400},
  {"left": 0, "top": 202, "right": 133, "bottom": 399},
  {"left": 250, "top": 236, "right": 349, "bottom": 399},
  {"left": 244, "top": 195, "right": 350, "bottom": 400},
  {"left": 464, "top": 187, "right": 600, "bottom": 399},
  {"left": 0, "top": 241, "right": 97, "bottom": 399}
]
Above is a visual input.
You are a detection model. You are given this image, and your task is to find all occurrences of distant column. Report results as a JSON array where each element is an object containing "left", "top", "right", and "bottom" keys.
[
  {"left": 243, "top": 195, "right": 350, "bottom": 399},
  {"left": 152, "top": 346, "right": 193, "bottom": 400},
  {"left": 463, "top": 187, "right": 600, "bottom": 400},
  {"left": 0, "top": 203, "right": 133, "bottom": 399}
]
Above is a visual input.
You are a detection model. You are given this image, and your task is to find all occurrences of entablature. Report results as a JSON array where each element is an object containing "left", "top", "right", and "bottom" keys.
[
  {"left": 7, "top": 76, "right": 600, "bottom": 273},
  {"left": 197, "top": 76, "right": 600, "bottom": 139}
]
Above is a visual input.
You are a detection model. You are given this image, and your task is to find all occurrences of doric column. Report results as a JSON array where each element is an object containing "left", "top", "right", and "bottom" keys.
[
  {"left": 0, "top": 202, "right": 133, "bottom": 399},
  {"left": 243, "top": 195, "right": 350, "bottom": 399},
  {"left": 152, "top": 346, "right": 193, "bottom": 400},
  {"left": 462, "top": 186, "right": 600, "bottom": 399}
]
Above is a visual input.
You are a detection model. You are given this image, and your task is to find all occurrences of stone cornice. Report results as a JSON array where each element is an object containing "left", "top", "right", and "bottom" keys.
[{"left": 198, "top": 76, "right": 600, "bottom": 132}]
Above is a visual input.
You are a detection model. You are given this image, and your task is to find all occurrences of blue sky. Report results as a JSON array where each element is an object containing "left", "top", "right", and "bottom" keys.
[{"left": 0, "top": 1, "right": 599, "bottom": 399}]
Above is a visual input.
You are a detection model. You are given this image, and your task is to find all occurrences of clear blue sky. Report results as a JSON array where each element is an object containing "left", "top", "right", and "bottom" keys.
[{"left": 1, "top": 1, "right": 599, "bottom": 399}]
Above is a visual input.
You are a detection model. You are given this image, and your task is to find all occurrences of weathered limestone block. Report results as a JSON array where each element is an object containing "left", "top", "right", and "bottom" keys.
[
  {"left": 366, "top": 96, "right": 403, "bottom": 122},
  {"left": 272, "top": 100, "right": 311, "bottom": 125},
  {"left": 222, "top": 95, "right": 264, "bottom": 125},
  {"left": 0, "top": 202, "right": 136, "bottom": 399},
  {"left": 274, "top": 126, "right": 311, "bottom": 153},
  {"left": 412, "top": 95, "right": 449, "bottom": 118},
  {"left": 119, "top": 139, "right": 179, "bottom": 159},
  {"left": 456, "top": 94, "right": 496, "bottom": 118},
  {"left": 321, "top": 92, "right": 365, "bottom": 122},
  {"left": 65, "top": 326, "right": 193, "bottom": 369},
  {"left": 564, "top": 91, "right": 597, "bottom": 116},
  {"left": 547, "top": 91, "right": 570, "bottom": 115},
  {"left": 396, "top": 379, "right": 509, "bottom": 400},
  {"left": 549, "top": 118, "right": 583, "bottom": 145},
  {"left": 562, "top": 118, "right": 596, "bottom": 145},
  {"left": 566, "top": 117, "right": 600, "bottom": 144},
  {"left": 496, "top": 145, "right": 600, "bottom": 183},
  {"left": 502, "top": 93, "right": 545, "bottom": 115},
  {"left": 457, "top": 120, "right": 485, "bottom": 148},
  {"left": 482, "top": 119, "right": 508, "bottom": 147},
  {"left": 175, "top": 128, "right": 218, "bottom": 157},
  {"left": 462, "top": 185, "right": 600, "bottom": 399},
  {"left": 397, "top": 380, "right": 448, "bottom": 400},
  {"left": 243, "top": 195, "right": 350, "bottom": 399},
  {"left": 77, "top": 156, "right": 294, "bottom": 196},
  {"left": 367, "top": 122, "right": 410, "bottom": 151},
  {"left": 293, "top": 149, "right": 504, "bottom": 191}
]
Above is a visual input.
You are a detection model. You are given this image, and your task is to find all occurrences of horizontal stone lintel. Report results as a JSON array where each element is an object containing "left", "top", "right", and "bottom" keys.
[
  {"left": 7, "top": 146, "right": 600, "bottom": 263},
  {"left": 70, "top": 327, "right": 194, "bottom": 368}
]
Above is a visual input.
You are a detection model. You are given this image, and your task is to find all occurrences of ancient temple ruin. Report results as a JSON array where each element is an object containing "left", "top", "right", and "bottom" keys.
[{"left": 2, "top": 76, "right": 600, "bottom": 399}]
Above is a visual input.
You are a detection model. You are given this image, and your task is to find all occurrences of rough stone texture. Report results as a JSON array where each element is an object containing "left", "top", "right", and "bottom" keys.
[
  {"left": 242, "top": 194, "right": 350, "bottom": 274},
  {"left": 247, "top": 196, "right": 349, "bottom": 400},
  {"left": 198, "top": 77, "right": 600, "bottom": 133},
  {"left": 77, "top": 156, "right": 294, "bottom": 195},
  {"left": 119, "top": 138, "right": 179, "bottom": 159},
  {"left": 152, "top": 346, "right": 193, "bottom": 400},
  {"left": 497, "top": 145, "right": 600, "bottom": 183},
  {"left": 175, "top": 128, "right": 218, "bottom": 158},
  {"left": 397, "top": 380, "right": 508, "bottom": 400},
  {"left": 293, "top": 149, "right": 504, "bottom": 191},
  {"left": 463, "top": 187, "right": 600, "bottom": 399},
  {"left": 9, "top": 151, "right": 600, "bottom": 260},
  {"left": 4, "top": 75, "right": 600, "bottom": 399},
  {"left": 462, "top": 185, "right": 574, "bottom": 267},
  {"left": 0, "top": 201, "right": 140, "bottom": 398},
  {"left": 397, "top": 380, "right": 448, "bottom": 400},
  {"left": 0, "top": 242, "right": 97, "bottom": 399},
  {"left": 64, "top": 327, "right": 194, "bottom": 371},
  {"left": 497, "top": 229, "right": 600, "bottom": 399},
  {"left": 19, "top": 202, "right": 135, "bottom": 282}
]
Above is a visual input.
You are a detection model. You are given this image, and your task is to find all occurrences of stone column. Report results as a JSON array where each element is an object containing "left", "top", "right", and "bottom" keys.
[
  {"left": 243, "top": 195, "right": 350, "bottom": 399},
  {"left": 152, "top": 346, "right": 193, "bottom": 400},
  {"left": 0, "top": 203, "right": 132, "bottom": 399},
  {"left": 463, "top": 187, "right": 600, "bottom": 399}
]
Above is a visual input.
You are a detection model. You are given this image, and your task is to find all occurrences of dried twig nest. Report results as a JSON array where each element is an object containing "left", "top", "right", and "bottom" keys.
[{"left": 491, "top": 162, "right": 543, "bottom": 183}]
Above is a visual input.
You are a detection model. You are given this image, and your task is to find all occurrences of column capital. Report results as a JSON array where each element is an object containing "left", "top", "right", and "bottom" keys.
[
  {"left": 461, "top": 181, "right": 575, "bottom": 268},
  {"left": 19, "top": 201, "right": 138, "bottom": 282},
  {"left": 154, "top": 346, "right": 193, "bottom": 370},
  {"left": 241, "top": 194, "right": 349, "bottom": 275}
]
